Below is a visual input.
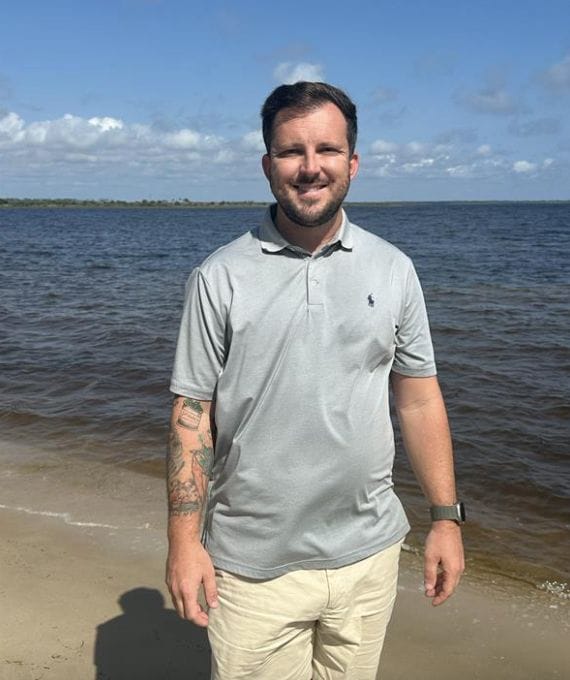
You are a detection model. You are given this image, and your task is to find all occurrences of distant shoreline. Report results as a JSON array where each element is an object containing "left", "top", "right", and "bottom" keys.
[{"left": 1, "top": 197, "right": 569, "bottom": 209}]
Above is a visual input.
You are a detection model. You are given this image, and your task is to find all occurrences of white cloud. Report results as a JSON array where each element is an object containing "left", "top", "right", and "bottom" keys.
[
  {"left": 368, "top": 134, "right": 556, "bottom": 182},
  {"left": 370, "top": 139, "right": 398, "bottom": 154},
  {"left": 241, "top": 130, "right": 266, "bottom": 152},
  {"left": 0, "top": 110, "right": 226, "bottom": 155},
  {"left": 273, "top": 62, "right": 324, "bottom": 84},
  {"left": 0, "top": 109, "right": 243, "bottom": 192},
  {"left": 0, "top": 111, "right": 24, "bottom": 138},
  {"left": 539, "top": 53, "right": 570, "bottom": 93},
  {"left": 513, "top": 160, "right": 536, "bottom": 173},
  {"left": 88, "top": 116, "right": 124, "bottom": 132}
]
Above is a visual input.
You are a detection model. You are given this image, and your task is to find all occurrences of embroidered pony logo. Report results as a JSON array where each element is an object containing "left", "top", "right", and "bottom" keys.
[{"left": 367, "top": 294, "right": 375, "bottom": 307}]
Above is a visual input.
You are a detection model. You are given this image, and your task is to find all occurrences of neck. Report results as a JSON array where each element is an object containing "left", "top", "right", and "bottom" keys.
[{"left": 273, "top": 206, "right": 343, "bottom": 253}]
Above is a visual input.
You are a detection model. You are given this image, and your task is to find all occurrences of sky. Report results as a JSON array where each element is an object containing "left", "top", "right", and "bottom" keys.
[{"left": 1, "top": 0, "right": 569, "bottom": 201}]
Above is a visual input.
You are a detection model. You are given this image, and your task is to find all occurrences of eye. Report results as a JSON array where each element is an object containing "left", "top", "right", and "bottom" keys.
[
  {"left": 275, "top": 148, "right": 302, "bottom": 158},
  {"left": 320, "top": 146, "right": 342, "bottom": 155}
]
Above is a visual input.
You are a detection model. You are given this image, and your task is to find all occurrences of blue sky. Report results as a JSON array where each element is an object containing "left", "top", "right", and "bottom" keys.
[{"left": 1, "top": 0, "right": 569, "bottom": 200}]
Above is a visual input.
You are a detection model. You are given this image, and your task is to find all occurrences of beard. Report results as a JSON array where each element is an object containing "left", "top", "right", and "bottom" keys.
[{"left": 269, "top": 175, "right": 351, "bottom": 228}]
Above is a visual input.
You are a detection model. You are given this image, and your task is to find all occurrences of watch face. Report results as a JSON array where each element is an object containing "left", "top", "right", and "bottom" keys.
[{"left": 458, "top": 502, "right": 466, "bottom": 521}]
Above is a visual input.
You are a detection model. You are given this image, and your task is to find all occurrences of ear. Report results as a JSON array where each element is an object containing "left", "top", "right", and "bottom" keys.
[
  {"left": 349, "top": 152, "right": 359, "bottom": 180},
  {"left": 262, "top": 154, "right": 271, "bottom": 181}
]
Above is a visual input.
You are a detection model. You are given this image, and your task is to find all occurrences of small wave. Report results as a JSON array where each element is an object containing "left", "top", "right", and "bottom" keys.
[{"left": 0, "top": 503, "right": 151, "bottom": 531}]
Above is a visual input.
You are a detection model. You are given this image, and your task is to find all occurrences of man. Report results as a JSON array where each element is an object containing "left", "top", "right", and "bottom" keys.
[{"left": 166, "top": 81, "right": 465, "bottom": 679}]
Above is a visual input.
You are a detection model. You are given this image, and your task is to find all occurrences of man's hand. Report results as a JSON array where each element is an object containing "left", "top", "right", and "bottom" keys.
[
  {"left": 166, "top": 537, "right": 219, "bottom": 627},
  {"left": 423, "top": 521, "right": 464, "bottom": 606}
]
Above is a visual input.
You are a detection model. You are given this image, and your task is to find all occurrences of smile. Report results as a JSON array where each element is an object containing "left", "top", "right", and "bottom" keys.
[{"left": 294, "top": 184, "right": 329, "bottom": 195}]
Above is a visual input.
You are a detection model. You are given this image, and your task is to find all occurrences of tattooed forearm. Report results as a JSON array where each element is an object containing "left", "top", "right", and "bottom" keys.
[
  {"left": 177, "top": 398, "right": 204, "bottom": 430},
  {"left": 167, "top": 396, "right": 214, "bottom": 519}
]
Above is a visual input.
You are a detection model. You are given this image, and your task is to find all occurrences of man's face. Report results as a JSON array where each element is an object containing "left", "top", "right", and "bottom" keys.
[{"left": 262, "top": 103, "right": 359, "bottom": 229}]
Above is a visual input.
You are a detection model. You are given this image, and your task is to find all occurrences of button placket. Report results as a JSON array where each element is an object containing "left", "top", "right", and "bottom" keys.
[{"left": 307, "top": 259, "right": 324, "bottom": 305}]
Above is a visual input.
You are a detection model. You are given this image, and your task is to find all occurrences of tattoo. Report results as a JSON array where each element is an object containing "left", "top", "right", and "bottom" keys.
[
  {"left": 168, "top": 478, "right": 202, "bottom": 516},
  {"left": 166, "top": 403, "right": 214, "bottom": 518},
  {"left": 167, "top": 427, "right": 185, "bottom": 480},
  {"left": 193, "top": 435, "right": 214, "bottom": 477},
  {"left": 177, "top": 398, "right": 203, "bottom": 430}
]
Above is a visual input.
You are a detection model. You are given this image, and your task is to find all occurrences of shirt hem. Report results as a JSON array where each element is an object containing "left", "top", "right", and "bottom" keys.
[
  {"left": 209, "top": 525, "right": 410, "bottom": 580},
  {"left": 390, "top": 365, "right": 437, "bottom": 378},
  {"left": 169, "top": 380, "right": 215, "bottom": 401}
]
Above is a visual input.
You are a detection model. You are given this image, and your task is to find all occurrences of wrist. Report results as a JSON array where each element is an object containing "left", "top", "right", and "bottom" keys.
[{"left": 429, "top": 501, "right": 466, "bottom": 524}]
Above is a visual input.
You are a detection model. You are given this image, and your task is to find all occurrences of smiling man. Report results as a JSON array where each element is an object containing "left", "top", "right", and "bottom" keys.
[{"left": 166, "top": 82, "right": 465, "bottom": 680}]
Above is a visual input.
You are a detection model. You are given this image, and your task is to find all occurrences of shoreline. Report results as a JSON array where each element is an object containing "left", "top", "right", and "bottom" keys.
[
  {"left": 2, "top": 198, "right": 570, "bottom": 209},
  {"left": 1, "top": 442, "right": 568, "bottom": 679}
]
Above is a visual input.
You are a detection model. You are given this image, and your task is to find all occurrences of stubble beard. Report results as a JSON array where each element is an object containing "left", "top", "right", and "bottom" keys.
[{"left": 271, "top": 176, "right": 351, "bottom": 229}]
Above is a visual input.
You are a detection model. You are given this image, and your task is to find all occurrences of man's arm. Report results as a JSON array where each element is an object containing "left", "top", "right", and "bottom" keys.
[
  {"left": 165, "top": 395, "right": 218, "bottom": 626},
  {"left": 391, "top": 373, "right": 465, "bottom": 606}
]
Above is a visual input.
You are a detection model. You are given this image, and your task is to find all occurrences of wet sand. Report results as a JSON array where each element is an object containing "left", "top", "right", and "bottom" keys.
[{"left": 1, "top": 443, "right": 568, "bottom": 679}]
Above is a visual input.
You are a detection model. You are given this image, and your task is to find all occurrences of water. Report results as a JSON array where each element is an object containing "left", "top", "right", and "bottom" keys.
[{"left": 1, "top": 203, "right": 569, "bottom": 595}]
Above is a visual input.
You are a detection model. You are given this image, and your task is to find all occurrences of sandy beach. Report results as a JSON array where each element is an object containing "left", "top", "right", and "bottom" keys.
[{"left": 1, "top": 441, "right": 568, "bottom": 680}]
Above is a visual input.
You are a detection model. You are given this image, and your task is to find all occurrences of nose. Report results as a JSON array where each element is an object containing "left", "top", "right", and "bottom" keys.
[{"left": 300, "top": 150, "right": 320, "bottom": 176}]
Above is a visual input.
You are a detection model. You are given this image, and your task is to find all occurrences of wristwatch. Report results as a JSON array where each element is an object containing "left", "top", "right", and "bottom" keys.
[{"left": 430, "top": 501, "right": 466, "bottom": 524}]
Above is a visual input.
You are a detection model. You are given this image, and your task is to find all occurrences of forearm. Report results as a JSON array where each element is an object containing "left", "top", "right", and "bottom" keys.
[
  {"left": 392, "top": 374, "right": 457, "bottom": 505},
  {"left": 392, "top": 373, "right": 464, "bottom": 605},
  {"left": 166, "top": 395, "right": 214, "bottom": 544}
]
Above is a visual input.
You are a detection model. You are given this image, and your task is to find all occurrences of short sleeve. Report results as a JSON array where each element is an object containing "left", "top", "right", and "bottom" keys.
[
  {"left": 170, "top": 268, "right": 227, "bottom": 399},
  {"left": 391, "top": 262, "right": 437, "bottom": 377}
]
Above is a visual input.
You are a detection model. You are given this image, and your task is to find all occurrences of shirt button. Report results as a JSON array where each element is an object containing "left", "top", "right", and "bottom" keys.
[{"left": 311, "top": 279, "right": 319, "bottom": 286}]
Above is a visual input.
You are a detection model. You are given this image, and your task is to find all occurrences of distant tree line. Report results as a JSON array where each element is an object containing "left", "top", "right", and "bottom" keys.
[
  {"left": 1, "top": 197, "right": 566, "bottom": 209},
  {"left": 0, "top": 198, "right": 269, "bottom": 209}
]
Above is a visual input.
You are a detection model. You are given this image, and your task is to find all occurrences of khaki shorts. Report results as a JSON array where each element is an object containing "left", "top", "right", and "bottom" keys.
[{"left": 208, "top": 540, "right": 403, "bottom": 680}]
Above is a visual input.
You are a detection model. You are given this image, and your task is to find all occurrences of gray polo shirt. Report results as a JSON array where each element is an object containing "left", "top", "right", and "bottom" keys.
[{"left": 171, "top": 207, "right": 436, "bottom": 579}]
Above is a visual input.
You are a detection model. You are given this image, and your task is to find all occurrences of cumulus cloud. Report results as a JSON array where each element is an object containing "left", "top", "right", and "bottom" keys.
[
  {"left": 0, "top": 109, "right": 246, "bottom": 191},
  {"left": 240, "top": 130, "right": 266, "bottom": 152},
  {"left": 513, "top": 160, "right": 536, "bottom": 173},
  {"left": 0, "top": 111, "right": 227, "bottom": 153},
  {"left": 539, "top": 53, "right": 570, "bottom": 93},
  {"left": 368, "top": 135, "right": 554, "bottom": 181},
  {"left": 369, "top": 138, "right": 452, "bottom": 178},
  {"left": 370, "top": 139, "right": 399, "bottom": 154},
  {"left": 273, "top": 62, "right": 324, "bottom": 84}
]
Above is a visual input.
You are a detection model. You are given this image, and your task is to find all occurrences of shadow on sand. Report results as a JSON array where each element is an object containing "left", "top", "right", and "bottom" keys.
[{"left": 94, "top": 587, "right": 210, "bottom": 680}]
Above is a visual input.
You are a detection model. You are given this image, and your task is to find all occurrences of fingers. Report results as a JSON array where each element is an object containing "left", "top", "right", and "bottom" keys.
[
  {"left": 423, "top": 553, "right": 438, "bottom": 598},
  {"left": 167, "top": 571, "right": 219, "bottom": 627},
  {"left": 425, "top": 561, "right": 464, "bottom": 606},
  {"left": 430, "top": 572, "right": 455, "bottom": 606},
  {"left": 203, "top": 566, "right": 219, "bottom": 610}
]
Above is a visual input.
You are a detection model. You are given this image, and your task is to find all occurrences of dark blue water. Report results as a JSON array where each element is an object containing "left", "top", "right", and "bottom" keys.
[{"left": 1, "top": 203, "right": 569, "bottom": 591}]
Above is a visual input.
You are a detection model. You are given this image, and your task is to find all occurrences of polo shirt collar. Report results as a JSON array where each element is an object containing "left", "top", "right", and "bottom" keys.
[{"left": 259, "top": 205, "right": 354, "bottom": 254}]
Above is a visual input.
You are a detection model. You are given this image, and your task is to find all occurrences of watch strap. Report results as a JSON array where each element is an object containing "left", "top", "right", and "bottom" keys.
[{"left": 430, "top": 502, "right": 466, "bottom": 523}]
